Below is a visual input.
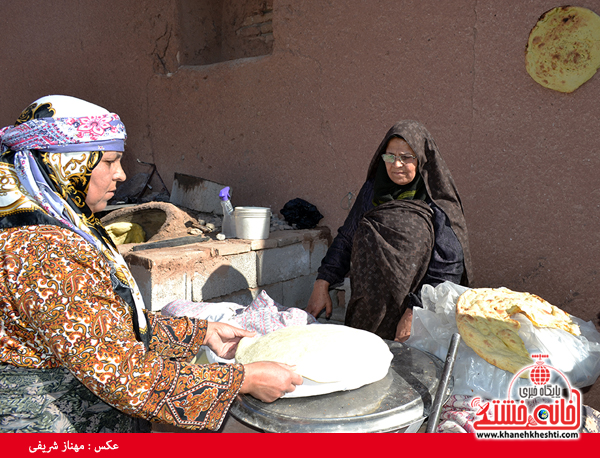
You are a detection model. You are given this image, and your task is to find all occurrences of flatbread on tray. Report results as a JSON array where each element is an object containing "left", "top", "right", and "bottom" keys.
[
  {"left": 455, "top": 288, "right": 580, "bottom": 375},
  {"left": 525, "top": 6, "right": 600, "bottom": 93},
  {"left": 235, "top": 324, "right": 393, "bottom": 396}
]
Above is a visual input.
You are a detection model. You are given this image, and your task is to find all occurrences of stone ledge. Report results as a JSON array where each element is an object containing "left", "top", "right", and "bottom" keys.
[
  {"left": 124, "top": 243, "right": 212, "bottom": 267},
  {"left": 121, "top": 226, "right": 331, "bottom": 259},
  {"left": 250, "top": 238, "right": 278, "bottom": 250},
  {"left": 122, "top": 226, "right": 332, "bottom": 311}
]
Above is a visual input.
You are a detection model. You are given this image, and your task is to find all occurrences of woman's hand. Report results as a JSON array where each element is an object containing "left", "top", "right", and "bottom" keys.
[
  {"left": 394, "top": 308, "right": 413, "bottom": 343},
  {"left": 203, "top": 322, "right": 256, "bottom": 360},
  {"left": 241, "top": 361, "right": 304, "bottom": 403},
  {"left": 305, "top": 279, "right": 332, "bottom": 318}
]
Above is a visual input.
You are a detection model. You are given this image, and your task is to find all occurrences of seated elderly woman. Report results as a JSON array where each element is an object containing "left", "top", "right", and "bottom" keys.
[
  {"left": 0, "top": 95, "right": 301, "bottom": 433},
  {"left": 306, "top": 120, "right": 472, "bottom": 342}
]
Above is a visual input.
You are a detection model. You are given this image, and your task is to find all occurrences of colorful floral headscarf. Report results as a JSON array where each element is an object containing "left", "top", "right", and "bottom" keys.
[{"left": 0, "top": 95, "right": 149, "bottom": 345}]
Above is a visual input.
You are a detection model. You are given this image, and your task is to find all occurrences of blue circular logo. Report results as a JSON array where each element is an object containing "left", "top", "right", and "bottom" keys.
[{"left": 538, "top": 409, "right": 549, "bottom": 421}]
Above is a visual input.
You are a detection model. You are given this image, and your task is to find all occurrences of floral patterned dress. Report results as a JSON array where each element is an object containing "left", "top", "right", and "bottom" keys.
[{"left": 0, "top": 225, "right": 244, "bottom": 433}]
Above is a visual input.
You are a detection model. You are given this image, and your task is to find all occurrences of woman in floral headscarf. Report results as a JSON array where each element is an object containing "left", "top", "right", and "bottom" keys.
[{"left": 0, "top": 95, "right": 301, "bottom": 433}]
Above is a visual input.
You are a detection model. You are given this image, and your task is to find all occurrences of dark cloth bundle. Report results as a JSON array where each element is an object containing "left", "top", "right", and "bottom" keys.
[{"left": 280, "top": 198, "right": 324, "bottom": 229}]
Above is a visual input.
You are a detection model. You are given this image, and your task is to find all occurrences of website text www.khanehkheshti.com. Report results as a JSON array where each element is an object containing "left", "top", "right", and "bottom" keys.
[{"left": 476, "top": 430, "right": 579, "bottom": 439}]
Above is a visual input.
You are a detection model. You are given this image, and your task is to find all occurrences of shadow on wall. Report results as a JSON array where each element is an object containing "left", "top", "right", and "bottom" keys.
[
  {"left": 201, "top": 265, "right": 254, "bottom": 305},
  {"left": 178, "top": 0, "right": 274, "bottom": 66}
]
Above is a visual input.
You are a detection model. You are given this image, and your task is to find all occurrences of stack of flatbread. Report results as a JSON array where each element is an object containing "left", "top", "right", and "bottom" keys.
[
  {"left": 235, "top": 324, "right": 393, "bottom": 397},
  {"left": 455, "top": 288, "right": 580, "bottom": 374}
]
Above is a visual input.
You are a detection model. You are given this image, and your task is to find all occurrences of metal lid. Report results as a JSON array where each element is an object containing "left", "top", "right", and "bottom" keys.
[{"left": 230, "top": 341, "right": 452, "bottom": 433}]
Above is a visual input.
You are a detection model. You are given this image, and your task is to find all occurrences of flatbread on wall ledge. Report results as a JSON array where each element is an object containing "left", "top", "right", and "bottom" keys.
[
  {"left": 525, "top": 6, "right": 600, "bottom": 93},
  {"left": 455, "top": 288, "right": 580, "bottom": 375}
]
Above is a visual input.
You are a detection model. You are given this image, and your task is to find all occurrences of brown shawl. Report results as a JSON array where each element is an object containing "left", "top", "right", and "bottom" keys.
[{"left": 346, "top": 199, "right": 435, "bottom": 339}]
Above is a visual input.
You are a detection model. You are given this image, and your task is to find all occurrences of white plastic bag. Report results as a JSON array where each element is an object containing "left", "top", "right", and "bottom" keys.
[{"left": 405, "top": 281, "right": 600, "bottom": 399}]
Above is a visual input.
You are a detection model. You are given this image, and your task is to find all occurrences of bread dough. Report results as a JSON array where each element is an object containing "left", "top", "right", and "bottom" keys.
[
  {"left": 235, "top": 324, "right": 393, "bottom": 389},
  {"left": 105, "top": 222, "right": 146, "bottom": 245}
]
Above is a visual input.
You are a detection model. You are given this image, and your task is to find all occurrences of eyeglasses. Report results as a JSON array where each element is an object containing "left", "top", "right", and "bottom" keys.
[{"left": 381, "top": 153, "right": 417, "bottom": 165}]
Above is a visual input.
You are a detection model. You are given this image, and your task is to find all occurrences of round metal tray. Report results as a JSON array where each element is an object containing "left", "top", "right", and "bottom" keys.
[{"left": 230, "top": 341, "right": 452, "bottom": 433}]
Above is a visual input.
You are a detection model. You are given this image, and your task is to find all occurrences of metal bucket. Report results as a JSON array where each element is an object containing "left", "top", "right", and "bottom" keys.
[{"left": 234, "top": 207, "right": 271, "bottom": 240}]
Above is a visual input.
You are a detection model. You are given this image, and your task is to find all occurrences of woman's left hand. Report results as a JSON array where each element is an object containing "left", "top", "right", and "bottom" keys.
[
  {"left": 394, "top": 308, "right": 413, "bottom": 343},
  {"left": 204, "top": 322, "right": 256, "bottom": 359}
]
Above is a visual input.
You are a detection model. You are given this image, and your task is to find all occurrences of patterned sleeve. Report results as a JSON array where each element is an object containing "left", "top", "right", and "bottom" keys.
[
  {"left": 2, "top": 226, "right": 244, "bottom": 431},
  {"left": 146, "top": 311, "right": 205, "bottom": 360}
]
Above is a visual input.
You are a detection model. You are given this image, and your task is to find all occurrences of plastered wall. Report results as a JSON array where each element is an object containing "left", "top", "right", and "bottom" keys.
[{"left": 2, "top": 0, "right": 600, "bottom": 405}]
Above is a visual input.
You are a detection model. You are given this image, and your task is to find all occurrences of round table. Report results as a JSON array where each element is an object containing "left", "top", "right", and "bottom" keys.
[{"left": 230, "top": 341, "right": 452, "bottom": 433}]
